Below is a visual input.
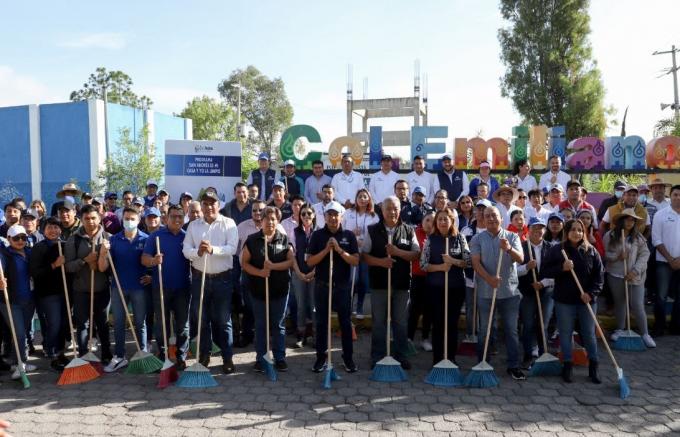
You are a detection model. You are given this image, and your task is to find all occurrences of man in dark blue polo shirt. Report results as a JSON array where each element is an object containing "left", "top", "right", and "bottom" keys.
[
  {"left": 306, "top": 201, "right": 360, "bottom": 373},
  {"left": 142, "top": 204, "right": 192, "bottom": 370}
]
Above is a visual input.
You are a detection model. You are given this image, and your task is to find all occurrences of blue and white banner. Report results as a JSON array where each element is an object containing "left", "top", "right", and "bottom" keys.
[{"left": 165, "top": 140, "right": 241, "bottom": 204}]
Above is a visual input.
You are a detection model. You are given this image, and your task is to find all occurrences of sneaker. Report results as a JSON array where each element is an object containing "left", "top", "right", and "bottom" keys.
[
  {"left": 342, "top": 356, "right": 358, "bottom": 373},
  {"left": 11, "top": 363, "right": 37, "bottom": 379},
  {"left": 275, "top": 360, "right": 288, "bottom": 372},
  {"left": 642, "top": 334, "right": 657, "bottom": 348},
  {"left": 175, "top": 359, "right": 187, "bottom": 371},
  {"left": 312, "top": 356, "right": 327, "bottom": 373},
  {"left": 355, "top": 312, "right": 365, "bottom": 320},
  {"left": 421, "top": 339, "right": 433, "bottom": 352},
  {"left": 507, "top": 368, "right": 526, "bottom": 380},
  {"left": 521, "top": 356, "right": 534, "bottom": 370},
  {"left": 294, "top": 336, "right": 304, "bottom": 349},
  {"left": 104, "top": 356, "right": 128, "bottom": 373},
  {"left": 222, "top": 359, "right": 235, "bottom": 374},
  {"left": 610, "top": 329, "right": 624, "bottom": 342},
  {"left": 253, "top": 361, "right": 263, "bottom": 373}
]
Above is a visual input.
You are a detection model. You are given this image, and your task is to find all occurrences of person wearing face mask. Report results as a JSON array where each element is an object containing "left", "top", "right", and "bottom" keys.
[
  {"left": 601, "top": 185, "right": 650, "bottom": 237},
  {"left": 597, "top": 180, "right": 626, "bottom": 223}
]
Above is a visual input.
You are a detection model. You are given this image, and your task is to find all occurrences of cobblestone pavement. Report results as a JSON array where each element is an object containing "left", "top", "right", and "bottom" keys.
[{"left": 1, "top": 329, "right": 679, "bottom": 437}]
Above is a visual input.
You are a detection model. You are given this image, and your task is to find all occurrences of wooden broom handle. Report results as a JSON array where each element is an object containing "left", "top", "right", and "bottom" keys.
[
  {"left": 106, "top": 252, "right": 143, "bottom": 352},
  {"left": 57, "top": 241, "right": 78, "bottom": 355},
  {"left": 328, "top": 250, "right": 333, "bottom": 361},
  {"left": 156, "top": 237, "right": 169, "bottom": 357},
  {"left": 621, "top": 230, "right": 631, "bottom": 332},
  {"left": 528, "top": 243, "right": 548, "bottom": 353},
  {"left": 89, "top": 243, "right": 96, "bottom": 345},
  {"left": 0, "top": 260, "right": 26, "bottom": 369},
  {"left": 443, "top": 237, "right": 449, "bottom": 360},
  {"left": 481, "top": 249, "right": 504, "bottom": 361},
  {"left": 264, "top": 234, "right": 270, "bottom": 356},
  {"left": 196, "top": 256, "right": 207, "bottom": 363},
  {"left": 386, "top": 234, "right": 392, "bottom": 356}
]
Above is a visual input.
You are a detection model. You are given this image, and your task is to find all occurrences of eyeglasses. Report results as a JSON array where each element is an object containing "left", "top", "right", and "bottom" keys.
[
  {"left": 252, "top": 209, "right": 264, "bottom": 213},
  {"left": 11, "top": 235, "right": 27, "bottom": 242},
  {"left": 300, "top": 211, "right": 314, "bottom": 217},
  {"left": 435, "top": 196, "right": 447, "bottom": 200},
  {"left": 169, "top": 214, "right": 184, "bottom": 220},
  {"left": 518, "top": 196, "right": 527, "bottom": 199}
]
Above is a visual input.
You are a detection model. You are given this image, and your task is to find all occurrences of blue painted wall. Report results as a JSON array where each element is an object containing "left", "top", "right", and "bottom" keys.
[
  {"left": 106, "top": 102, "right": 145, "bottom": 158},
  {"left": 153, "top": 112, "right": 185, "bottom": 174},
  {"left": 40, "top": 101, "right": 91, "bottom": 208},
  {"left": 0, "top": 105, "right": 31, "bottom": 204}
]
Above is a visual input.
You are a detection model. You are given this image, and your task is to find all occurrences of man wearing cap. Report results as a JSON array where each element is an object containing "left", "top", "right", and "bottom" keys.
[
  {"left": 157, "top": 189, "right": 170, "bottom": 206},
  {"left": 597, "top": 180, "right": 626, "bottom": 223},
  {"left": 543, "top": 183, "right": 564, "bottom": 213},
  {"left": 280, "top": 160, "right": 304, "bottom": 197},
  {"left": 406, "top": 155, "right": 436, "bottom": 204},
  {"left": 538, "top": 155, "right": 571, "bottom": 192},
  {"left": 648, "top": 178, "right": 671, "bottom": 213},
  {"left": 306, "top": 200, "right": 360, "bottom": 373},
  {"left": 182, "top": 191, "right": 239, "bottom": 373},
  {"left": 304, "top": 160, "right": 332, "bottom": 205},
  {"left": 58, "top": 198, "right": 81, "bottom": 241},
  {"left": 268, "top": 181, "right": 293, "bottom": 220},
  {"left": 131, "top": 197, "right": 145, "bottom": 215},
  {"left": 81, "top": 192, "right": 94, "bottom": 206},
  {"left": 493, "top": 185, "right": 522, "bottom": 228},
  {"left": 247, "top": 153, "right": 278, "bottom": 201},
  {"left": 558, "top": 180, "right": 599, "bottom": 229},
  {"left": 469, "top": 160, "right": 500, "bottom": 201},
  {"left": 406, "top": 186, "right": 433, "bottom": 227},
  {"left": 219, "top": 182, "right": 252, "bottom": 225},
  {"left": 104, "top": 192, "right": 118, "bottom": 213},
  {"left": 0, "top": 200, "right": 23, "bottom": 239},
  {"left": 517, "top": 217, "right": 555, "bottom": 367},
  {"left": 433, "top": 154, "right": 469, "bottom": 202},
  {"left": 601, "top": 185, "right": 650, "bottom": 236},
  {"left": 331, "top": 154, "right": 366, "bottom": 209},
  {"left": 369, "top": 155, "right": 400, "bottom": 205},
  {"left": 313, "top": 184, "right": 342, "bottom": 230},
  {"left": 20, "top": 209, "right": 43, "bottom": 248},
  {"left": 144, "top": 207, "right": 162, "bottom": 235},
  {"left": 144, "top": 180, "right": 159, "bottom": 208},
  {"left": 50, "top": 183, "right": 82, "bottom": 217}
]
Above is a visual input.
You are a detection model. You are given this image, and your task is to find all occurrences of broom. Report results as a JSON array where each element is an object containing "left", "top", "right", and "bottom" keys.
[
  {"left": 613, "top": 231, "right": 646, "bottom": 352},
  {"left": 0, "top": 262, "right": 30, "bottom": 389},
  {"left": 561, "top": 250, "right": 630, "bottom": 399},
  {"left": 323, "top": 250, "right": 340, "bottom": 388},
  {"left": 458, "top": 284, "right": 477, "bottom": 356},
  {"left": 425, "top": 236, "right": 463, "bottom": 387},
  {"left": 527, "top": 244, "right": 561, "bottom": 376},
  {"left": 464, "top": 249, "right": 503, "bottom": 388},
  {"left": 339, "top": 267, "right": 358, "bottom": 340},
  {"left": 106, "top": 252, "right": 163, "bottom": 374},
  {"left": 57, "top": 241, "right": 100, "bottom": 385},
  {"left": 371, "top": 234, "right": 408, "bottom": 382},
  {"left": 176, "top": 255, "right": 218, "bottom": 388},
  {"left": 155, "top": 237, "right": 179, "bottom": 388},
  {"left": 262, "top": 235, "right": 277, "bottom": 382},
  {"left": 81, "top": 243, "right": 103, "bottom": 374}
]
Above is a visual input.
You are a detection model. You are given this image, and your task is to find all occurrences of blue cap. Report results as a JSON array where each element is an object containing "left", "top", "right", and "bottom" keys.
[
  {"left": 258, "top": 152, "right": 270, "bottom": 161},
  {"left": 132, "top": 197, "right": 144, "bottom": 206},
  {"left": 413, "top": 186, "right": 427, "bottom": 196},
  {"left": 441, "top": 153, "right": 453, "bottom": 161},
  {"left": 528, "top": 216, "right": 546, "bottom": 228},
  {"left": 548, "top": 212, "right": 564, "bottom": 222},
  {"left": 105, "top": 191, "right": 117, "bottom": 199},
  {"left": 144, "top": 207, "right": 161, "bottom": 218},
  {"left": 273, "top": 181, "right": 286, "bottom": 189}
]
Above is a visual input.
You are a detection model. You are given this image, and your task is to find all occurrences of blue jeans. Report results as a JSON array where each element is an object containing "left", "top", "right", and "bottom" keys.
[
  {"left": 654, "top": 262, "right": 680, "bottom": 333},
  {"left": 191, "top": 271, "right": 233, "bottom": 361},
  {"left": 291, "top": 274, "right": 315, "bottom": 332},
  {"left": 477, "top": 295, "right": 521, "bottom": 370},
  {"left": 352, "top": 262, "right": 370, "bottom": 314},
  {"left": 371, "top": 288, "right": 410, "bottom": 364},
  {"left": 37, "top": 295, "right": 63, "bottom": 357},
  {"left": 0, "top": 300, "right": 35, "bottom": 363},
  {"left": 315, "top": 281, "right": 352, "bottom": 360},
  {"left": 519, "top": 289, "right": 554, "bottom": 357},
  {"left": 240, "top": 272, "right": 254, "bottom": 342},
  {"left": 153, "top": 288, "right": 190, "bottom": 361},
  {"left": 555, "top": 301, "right": 598, "bottom": 362},
  {"left": 73, "top": 291, "right": 111, "bottom": 358},
  {"left": 252, "top": 292, "right": 289, "bottom": 362},
  {"left": 111, "top": 288, "right": 147, "bottom": 357}
]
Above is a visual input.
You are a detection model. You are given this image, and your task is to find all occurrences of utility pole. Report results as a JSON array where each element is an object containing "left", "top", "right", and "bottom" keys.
[
  {"left": 653, "top": 45, "right": 680, "bottom": 120},
  {"left": 232, "top": 82, "right": 242, "bottom": 138}
]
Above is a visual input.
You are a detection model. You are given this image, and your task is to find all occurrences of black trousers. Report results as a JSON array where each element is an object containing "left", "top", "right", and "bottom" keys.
[
  {"left": 408, "top": 275, "right": 432, "bottom": 340},
  {"left": 428, "top": 284, "right": 465, "bottom": 366}
]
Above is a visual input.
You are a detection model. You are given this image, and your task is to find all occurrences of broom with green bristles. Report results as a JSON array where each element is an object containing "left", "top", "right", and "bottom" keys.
[
  {"left": 106, "top": 251, "right": 163, "bottom": 374},
  {"left": 57, "top": 241, "right": 100, "bottom": 386},
  {"left": 613, "top": 231, "right": 646, "bottom": 352},
  {"left": 527, "top": 244, "right": 561, "bottom": 376},
  {"left": 0, "top": 261, "right": 30, "bottom": 389},
  {"left": 464, "top": 249, "right": 503, "bottom": 389},
  {"left": 561, "top": 249, "right": 630, "bottom": 399},
  {"left": 176, "top": 255, "right": 218, "bottom": 388},
  {"left": 155, "top": 237, "right": 179, "bottom": 388},
  {"left": 82, "top": 243, "right": 103, "bottom": 374}
]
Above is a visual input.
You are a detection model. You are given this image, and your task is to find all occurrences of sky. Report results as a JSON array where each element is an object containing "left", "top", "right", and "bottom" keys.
[{"left": 1, "top": 0, "right": 680, "bottom": 155}]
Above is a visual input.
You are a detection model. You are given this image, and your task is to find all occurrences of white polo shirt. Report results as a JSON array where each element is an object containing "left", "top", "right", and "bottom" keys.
[
  {"left": 369, "top": 170, "right": 400, "bottom": 204},
  {"left": 405, "top": 170, "right": 436, "bottom": 203},
  {"left": 652, "top": 206, "right": 680, "bottom": 262},
  {"left": 331, "top": 170, "right": 366, "bottom": 206}
]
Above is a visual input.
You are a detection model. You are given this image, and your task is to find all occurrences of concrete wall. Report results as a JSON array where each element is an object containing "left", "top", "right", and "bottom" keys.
[{"left": 0, "top": 106, "right": 32, "bottom": 204}]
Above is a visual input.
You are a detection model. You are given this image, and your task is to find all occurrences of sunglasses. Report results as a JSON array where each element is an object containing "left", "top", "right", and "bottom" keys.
[
  {"left": 252, "top": 209, "right": 264, "bottom": 213},
  {"left": 518, "top": 196, "right": 527, "bottom": 199},
  {"left": 300, "top": 211, "right": 314, "bottom": 217},
  {"left": 169, "top": 214, "right": 184, "bottom": 220},
  {"left": 11, "top": 235, "right": 27, "bottom": 242}
]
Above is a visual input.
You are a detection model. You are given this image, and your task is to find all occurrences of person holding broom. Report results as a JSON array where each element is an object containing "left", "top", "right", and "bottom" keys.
[
  {"left": 242, "top": 206, "right": 294, "bottom": 372},
  {"left": 543, "top": 219, "right": 604, "bottom": 383},
  {"left": 469, "top": 206, "right": 526, "bottom": 380},
  {"left": 420, "top": 208, "right": 470, "bottom": 366}
]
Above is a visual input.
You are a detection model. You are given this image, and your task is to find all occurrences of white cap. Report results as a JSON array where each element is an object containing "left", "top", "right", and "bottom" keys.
[
  {"left": 284, "top": 159, "right": 295, "bottom": 167},
  {"left": 146, "top": 179, "right": 158, "bottom": 187},
  {"left": 7, "top": 225, "right": 27, "bottom": 238},
  {"left": 324, "top": 201, "right": 345, "bottom": 214}
]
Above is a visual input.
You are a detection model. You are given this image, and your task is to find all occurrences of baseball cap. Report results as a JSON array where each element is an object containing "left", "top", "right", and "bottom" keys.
[
  {"left": 92, "top": 197, "right": 104, "bottom": 206},
  {"left": 59, "top": 198, "right": 77, "bottom": 211},
  {"left": 146, "top": 179, "right": 158, "bottom": 187},
  {"left": 549, "top": 183, "right": 564, "bottom": 192},
  {"left": 548, "top": 212, "right": 565, "bottom": 223},
  {"left": 475, "top": 198, "right": 493, "bottom": 208},
  {"left": 566, "top": 180, "right": 581, "bottom": 189},
  {"left": 81, "top": 192, "right": 93, "bottom": 199},
  {"left": 7, "top": 225, "right": 27, "bottom": 238},
  {"left": 180, "top": 191, "right": 193, "bottom": 200},
  {"left": 413, "top": 186, "right": 427, "bottom": 197},
  {"left": 624, "top": 185, "right": 638, "bottom": 194},
  {"left": 638, "top": 184, "right": 650, "bottom": 193},
  {"left": 105, "top": 191, "right": 117, "bottom": 200},
  {"left": 284, "top": 159, "right": 295, "bottom": 167},
  {"left": 614, "top": 180, "right": 626, "bottom": 190},
  {"left": 21, "top": 208, "right": 38, "bottom": 219},
  {"left": 479, "top": 161, "right": 491, "bottom": 169},
  {"left": 441, "top": 153, "right": 452, "bottom": 161},
  {"left": 273, "top": 181, "right": 286, "bottom": 189},
  {"left": 258, "top": 152, "right": 270, "bottom": 161},
  {"left": 158, "top": 189, "right": 168, "bottom": 196},
  {"left": 528, "top": 216, "right": 546, "bottom": 228},
  {"left": 200, "top": 191, "right": 219, "bottom": 202},
  {"left": 132, "top": 197, "right": 145, "bottom": 206},
  {"left": 144, "top": 207, "right": 161, "bottom": 218},
  {"left": 323, "top": 201, "right": 344, "bottom": 214},
  {"left": 381, "top": 154, "right": 392, "bottom": 161}
]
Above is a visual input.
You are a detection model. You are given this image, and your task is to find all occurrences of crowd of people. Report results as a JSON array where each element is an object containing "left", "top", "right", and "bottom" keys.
[{"left": 0, "top": 150, "right": 679, "bottom": 386}]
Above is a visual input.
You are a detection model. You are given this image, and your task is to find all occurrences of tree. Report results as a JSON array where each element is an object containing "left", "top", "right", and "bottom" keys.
[
  {"left": 91, "top": 126, "right": 163, "bottom": 195},
  {"left": 178, "top": 96, "right": 237, "bottom": 141},
  {"left": 218, "top": 65, "right": 294, "bottom": 158},
  {"left": 498, "top": 0, "right": 608, "bottom": 139},
  {"left": 653, "top": 117, "right": 680, "bottom": 137},
  {"left": 70, "top": 67, "right": 153, "bottom": 109}
]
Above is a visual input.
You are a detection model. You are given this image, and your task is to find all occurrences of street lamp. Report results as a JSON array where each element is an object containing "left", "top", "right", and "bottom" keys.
[{"left": 231, "top": 83, "right": 244, "bottom": 138}]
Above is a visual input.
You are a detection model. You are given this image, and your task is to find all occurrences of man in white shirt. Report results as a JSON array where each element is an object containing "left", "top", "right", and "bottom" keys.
[
  {"left": 648, "top": 178, "right": 671, "bottom": 213},
  {"left": 524, "top": 189, "right": 552, "bottom": 222},
  {"left": 543, "top": 183, "right": 564, "bottom": 213},
  {"left": 182, "top": 191, "right": 239, "bottom": 373},
  {"left": 303, "top": 159, "right": 332, "bottom": 204},
  {"left": 331, "top": 154, "right": 366, "bottom": 209},
  {"left": 514, "top": 159, "right": 538, "bottom": 193},
  {"left": 493, "top": 185, "right": 521, "bottom": 228},
  {"left": 314, "top": 184, "right": 344, "bottom": 230},
  {"left": 538, "top": 155, "right": 571, "bottom": 191},
  {"left": 369, "top": 155, "right": 400, "bottom": 205},
  {"left": 651, "top": 184, "right": 680, "bottom": 336},
  {"left": 405, "top": 155, "right": 436, "bottom": 204}
]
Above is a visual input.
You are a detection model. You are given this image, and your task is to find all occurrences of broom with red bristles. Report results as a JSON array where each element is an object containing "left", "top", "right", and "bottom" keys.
[
  {"left": 156, "top": 237, "right": 179, "bottom": 388},
  {"left": 57, "top": 241, "right": 100, "bottom": 385},
  {"left": 81, "top": 243, "right": 103, "bottom": 374}
]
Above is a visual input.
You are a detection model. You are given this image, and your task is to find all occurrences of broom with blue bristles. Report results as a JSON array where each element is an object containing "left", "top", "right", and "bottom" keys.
[
  {"left": 106, "top": 251, "right": 163, "bottom": 374},
  {"left": 425, "top": 237, "right": 463, "bottom": 387},
  {"left": 261, "top": 236, "right": 277, "bottom": 382},
  {"left": 371, "top": 234, "right": 408, "bottom": 383},
  {"left": 177, "top": 255, "right": 218, "bottom": 388},
  {"left": 464, "top": 249, "right": 503, "bottom": 388},
  {"left": 561, "top": 250, "right": 630, "bottom": 399},
  {"left": 527, "top": 244, "right": 561, "bottom": 377},
  {"left": 323, "top": 250, "right": 340, "bottom": 388},
  {"left": 613, "top": 231, "right": 646, "bottom": 352}
]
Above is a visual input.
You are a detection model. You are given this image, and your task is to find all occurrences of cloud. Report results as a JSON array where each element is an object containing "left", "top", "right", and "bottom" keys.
[
  {"left": 58, "top": 32, "right": 129, "bottom": 50},
  {"left": 0, "top": 66, "right": 61, "bottom": 106}
]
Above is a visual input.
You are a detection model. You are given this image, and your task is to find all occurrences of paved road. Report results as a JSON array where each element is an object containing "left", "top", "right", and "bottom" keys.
[{"left": 1, "top": 330, "right": 679, "bottom": 436}]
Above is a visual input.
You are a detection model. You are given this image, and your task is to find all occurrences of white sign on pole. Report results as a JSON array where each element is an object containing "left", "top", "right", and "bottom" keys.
[{"left": 164, "top": 140, "right": 242, "bottom": 204}]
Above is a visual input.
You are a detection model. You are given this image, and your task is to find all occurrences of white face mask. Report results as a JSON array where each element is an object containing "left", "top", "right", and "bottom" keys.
[
  {"left": 615, "top": 190, "right": 624, "bottom": 199},
  {"left": 639, "top": 194, "right": 647, "bottom": 204},
  {"left": 123, "top": 219, "right": 139, "bottom": 231}
]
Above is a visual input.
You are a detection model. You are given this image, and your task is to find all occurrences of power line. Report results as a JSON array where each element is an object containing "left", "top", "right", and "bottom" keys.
[{"left": 653, "top": 45, "right": 680, "bottom": 120}]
